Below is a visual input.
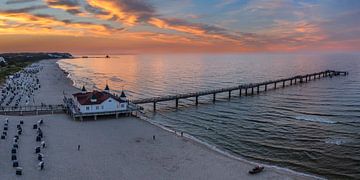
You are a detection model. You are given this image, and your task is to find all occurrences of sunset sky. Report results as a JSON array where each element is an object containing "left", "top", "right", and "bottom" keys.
[{"left": 0, "top": 0, "right": 359, "bottom": 54}]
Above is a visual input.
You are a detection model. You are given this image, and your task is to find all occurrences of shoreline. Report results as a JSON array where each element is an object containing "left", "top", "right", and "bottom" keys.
[
  {"left": 0, "top": 59, "right": 320, "bottom": 179},
  {"left": 56, "top": 58, "right": 322, "bottom": 179},
  {"left": 55, "top": 58, "right": 322, "bottom": 179},
  {"left": 136, "top": 114, "right": 324, "bottom": 180}
]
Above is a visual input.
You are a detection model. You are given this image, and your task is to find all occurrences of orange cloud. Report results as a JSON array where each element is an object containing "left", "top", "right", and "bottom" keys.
[
  {"left": 148, "top": 18, "right": 205, "bottom": 35},
  {"left": 0, "top": 11, "right": 119, "bottom": 36},
  {"left": 86, "top": 0, "right": 141, "bottom": 25},
  {"left": 44, "top": 0, "right": 82, "bottom": 14}
]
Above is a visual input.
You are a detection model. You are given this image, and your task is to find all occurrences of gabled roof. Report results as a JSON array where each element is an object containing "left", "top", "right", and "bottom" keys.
[{"left": 73, "top": 90, "right": 125, "bottom": 105}]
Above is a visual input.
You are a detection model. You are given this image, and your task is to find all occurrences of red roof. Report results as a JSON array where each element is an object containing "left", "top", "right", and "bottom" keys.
[{"left": 73, "top": 90, "right": 125, "bottom": 105}]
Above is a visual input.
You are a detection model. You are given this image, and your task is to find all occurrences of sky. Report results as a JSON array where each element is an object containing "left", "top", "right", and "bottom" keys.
[{"left": 0, "top": 0, "right": 359, "bottom": 54}]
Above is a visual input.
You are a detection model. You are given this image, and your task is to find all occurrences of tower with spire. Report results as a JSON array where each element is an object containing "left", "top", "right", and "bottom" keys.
[
  {"left": 104, "top": 83, "right": 110, "bottom": 93},
  {"left": 81, "top": 85, "right": 87, "bottom": 94},
  {"left": 120, "top": 90, "right": 127, "bottom": 101}
]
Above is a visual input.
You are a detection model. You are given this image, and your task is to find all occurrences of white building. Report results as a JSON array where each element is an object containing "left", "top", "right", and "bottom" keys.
[{"left": 72, "top": 85, "right": 128, "bottom": 114}]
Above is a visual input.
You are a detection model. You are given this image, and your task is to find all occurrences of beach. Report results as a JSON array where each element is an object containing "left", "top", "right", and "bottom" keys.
[{"left": 0, "top": 59, "right": 318, "bottom": 180}]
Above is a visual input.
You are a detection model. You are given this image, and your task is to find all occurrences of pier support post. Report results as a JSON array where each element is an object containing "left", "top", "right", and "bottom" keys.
[
  {"left": 239, "top": 88, "right": 242, "bottom": 97},
  {"left": 228, "top": 90, "right": 231, "bottom": 99},
  {"left": 282, "top": 81, "right": 285, "bottom": 88},
  {"left": 294, "top": 79, "right": 297, "bottom": 84},
  {"left": 213, "top": 93, "right": 216, "bottom": 103},
  {"left": 265, "top": 84, "right": 267, "bottom": 91},
  {"left": 245, "top": 88, "right": 248, "bottom": 96},
  {"left": 290, "top": 79, "right": 293, "bottom": 85},
  {"left": 274, "top": 82, "right": 277, "bottom": 89},
  {"left": 251, "top": 87, "right": 254, "bottom": 95},
  {"left": 195, "top": 96, "right": 199, "bottom": 106},
  {"left": 175, "top": 98, "right": 179, "bottom": 108},
  {"left": 153, "top": 102, "right": 156, "bottom": 111},
  {"left": 257, "top": 86, "right": 260, "bottom": 94},
  {"left": 300, "top": 78, "right": 303, "bottom": 83}
]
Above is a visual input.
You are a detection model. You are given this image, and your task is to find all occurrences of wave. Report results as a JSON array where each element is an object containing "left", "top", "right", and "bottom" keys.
[
  {"left": 294, "top": 115, "right": 337, "bottom": 124},
  {"left": 134, "top": 113, "right": 324, "bottom": 180},
  {"left": 325, "top": 137, "right": 349, "bottom": 145}
]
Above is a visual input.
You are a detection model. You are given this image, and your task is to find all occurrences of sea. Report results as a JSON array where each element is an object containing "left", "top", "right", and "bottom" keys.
[{"left": 58, "top": 53, "right": 360, "bottom": 179}]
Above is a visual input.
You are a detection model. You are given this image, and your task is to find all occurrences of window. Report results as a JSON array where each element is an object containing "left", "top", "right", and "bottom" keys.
[
  {"left": 96, "top": 106, "right": 99, "bottom": 110},
  {"left": 101, "top": 106, "right": 104, "bottom": 109},
  {"left": 86, "top": 106, "right": 90, "bottom": 110},
  {"left": 108, "top": 100, "right": 112, "bottom": 102},
  {"left": 121, "top": 104, "right": 125, "bottom": 108}
]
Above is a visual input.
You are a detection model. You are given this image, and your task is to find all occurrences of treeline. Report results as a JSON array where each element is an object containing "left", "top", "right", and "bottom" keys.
[{"left": 0, "top": 52, "right": 72, "bottom": 63}]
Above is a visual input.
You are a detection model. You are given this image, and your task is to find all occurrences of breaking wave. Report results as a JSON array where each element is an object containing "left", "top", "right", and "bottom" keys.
[{"left": 294, "top": 115, "right": 336, "bottom": 124}]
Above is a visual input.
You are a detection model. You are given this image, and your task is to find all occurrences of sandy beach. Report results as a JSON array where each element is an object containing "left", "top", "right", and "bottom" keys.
[{"left": 0, "top": 60, "right": 319, "bottom": 180}]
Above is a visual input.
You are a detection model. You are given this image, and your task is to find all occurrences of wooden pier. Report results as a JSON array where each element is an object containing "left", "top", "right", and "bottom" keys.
[
  {"left": 131, "top": 70, "right": 348, "bottom": 111},
  {"left": 0, "top": 105, "right": 65, "bottom": 116},
  {"left": 0, "top": 70, "right": 348, "bottom": 116}
]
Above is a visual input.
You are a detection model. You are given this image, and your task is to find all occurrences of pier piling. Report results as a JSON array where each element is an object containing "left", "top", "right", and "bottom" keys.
[{"left": 129, "top": 70, "right": 348, "bottom": 111}]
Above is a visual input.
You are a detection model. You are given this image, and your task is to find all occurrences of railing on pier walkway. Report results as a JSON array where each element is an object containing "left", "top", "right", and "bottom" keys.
[
  {"left": 0, "top": 105, "right": 65, "bottom": 115},
  {"left": 131, "top": 70, "right": 349, "bottom": 111}
]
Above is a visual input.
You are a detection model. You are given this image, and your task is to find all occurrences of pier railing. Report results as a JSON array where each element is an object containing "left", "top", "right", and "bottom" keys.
[
  {"left": 0, "top": 70, "right": 349, "bottom": 115},
  {"left": 131, "top": 70, "right": 348, "bottom": 111},
  {"left": 0, "top": 105, "right": 65, "bottom": 115}
]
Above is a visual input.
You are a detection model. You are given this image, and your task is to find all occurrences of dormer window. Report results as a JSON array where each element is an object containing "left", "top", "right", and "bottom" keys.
[{"left": 90, "top": 94, "right": 97, "bottom": 102}]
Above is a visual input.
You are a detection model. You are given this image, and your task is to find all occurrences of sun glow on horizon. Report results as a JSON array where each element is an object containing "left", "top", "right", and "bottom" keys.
[{"left": 0, "top": 0, "right": 359, "bottom": 54}]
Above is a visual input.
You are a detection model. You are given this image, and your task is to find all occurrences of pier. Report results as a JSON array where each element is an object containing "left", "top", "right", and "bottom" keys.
[
  {"left": 0, "top": 70, "right": 348, "bottom": 116},
  {"left": 131, "top": 70, "right": 348, "bottom": 111},
  {"left": 0, "top": 105, "right": 65, "bottom": 116}
]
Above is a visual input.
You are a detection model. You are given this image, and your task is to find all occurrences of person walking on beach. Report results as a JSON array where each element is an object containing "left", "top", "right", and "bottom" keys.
[{"left": 77, "top": 145, "right": 80, "bottom": 151}]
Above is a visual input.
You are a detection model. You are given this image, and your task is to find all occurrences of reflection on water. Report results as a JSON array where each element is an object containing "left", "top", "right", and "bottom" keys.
[{"left": 58, "top": 53, "right": 360, "bottom": 179}]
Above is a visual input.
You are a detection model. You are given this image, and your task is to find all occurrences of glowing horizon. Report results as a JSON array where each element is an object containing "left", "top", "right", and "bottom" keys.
[{"left": 0, "top": 0, "right": 359, "bottom": 54}]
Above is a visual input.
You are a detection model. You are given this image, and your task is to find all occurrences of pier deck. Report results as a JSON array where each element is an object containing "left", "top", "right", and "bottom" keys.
[
  {"left": 0, "top": 70, "right": 348, "bottom": 115},
  {"left": 131, "top": 70, "right": 348, "bottom": 111}
]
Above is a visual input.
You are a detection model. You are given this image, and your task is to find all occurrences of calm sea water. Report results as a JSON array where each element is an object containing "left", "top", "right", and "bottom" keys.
[{"left": 58, "top": 53, "right": 360, "bottom": 179}]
